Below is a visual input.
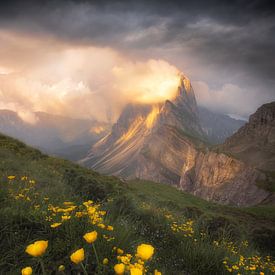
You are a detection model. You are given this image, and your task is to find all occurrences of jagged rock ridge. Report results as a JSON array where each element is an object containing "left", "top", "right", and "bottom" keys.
[
  {"left": 220, "top": 102, "right": 275, "bottom": 170},
  {"left": 81, "top": 75, "right": 205, "bottom": 185},
  {"left": 180, "top": 102, "right": 275, "bottom": 206}
]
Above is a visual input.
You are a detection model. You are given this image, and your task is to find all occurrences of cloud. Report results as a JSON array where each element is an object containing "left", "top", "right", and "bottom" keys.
[
  {"left": 193, "top": 81, "right": 274, "bottom": 118},
  {"left": 0, "top": 0, "right": 274, "bottom": 119},
  {"left": 112, "top": 59, "right": 180, "bottom": 104},
  {"left": 0, "top": 31, "right": 181, "bottom": 122}
]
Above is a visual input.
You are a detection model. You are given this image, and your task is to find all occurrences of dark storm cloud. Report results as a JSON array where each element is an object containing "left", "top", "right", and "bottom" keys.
[{"left": 0, "top": 0, "right": 274, "bottom": 115}]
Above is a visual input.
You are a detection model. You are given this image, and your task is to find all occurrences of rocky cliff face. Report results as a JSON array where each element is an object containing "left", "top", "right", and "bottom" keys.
[
  {"left": 180, "top": 150, "right": 269, "bottom": 206},
  {"left": 179, "top": 102, "right": 275, "bottom": 206},
  {"left": 81, "top": 75, "right": 205, "bottom": 185},
  {"left": 220, "top": 102, "right": 275, "bottom": 170}
]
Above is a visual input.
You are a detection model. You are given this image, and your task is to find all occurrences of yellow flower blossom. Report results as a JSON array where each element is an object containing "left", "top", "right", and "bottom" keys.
[
  {"left": 70, "top": 248, "right": 85, "bottom": 264},
  {"left": 50, "top": 223, "right": 62, "bottom": 228},
  {"left": 136, "top": 244, "right": 154, "bottom": 261},
  {"left": 83, "top": 231, "right": 98, "bottom": 243},
  {"left": 25, "top": 240, "right": 48, "bottom": 257},
  {"left": 58, "top": 265, "right": 65, "bottom": 271},
  {"left": 21, "top": 267, "right": 32, "bottom": 275},
  {"left": 130, "top": 267, "right": 143, "bottom": 275},
  {"left": 107, "top": 225, "right": 114, "bottom": 231},
  {"left": 154, "top": 270, "right": 162, "bottom": 275},
  {"left": 103, "top": 258, "right": 109, "bottom": 265},
  {"left": 75, "top": 211, "right": 84, "bottom": 218},
  {"left": 61, "top": 215, "right": 71, "bottom": 221},
  {"left": 117, "top": 248, "right": 124, "bottom": 255},
  {"left": 114, "top": 263, "right": 125, "bottom": 274},
  {"left": 98, "top": 223, "right": 105, "bottom": 229},
  {"left": 8, "top": 175, "right": 16, "bottom": 180}
]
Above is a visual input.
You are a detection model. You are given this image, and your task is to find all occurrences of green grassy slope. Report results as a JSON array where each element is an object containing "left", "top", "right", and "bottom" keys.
[{"left": 0, "top": 134, "right": 274, "bottom": 274}]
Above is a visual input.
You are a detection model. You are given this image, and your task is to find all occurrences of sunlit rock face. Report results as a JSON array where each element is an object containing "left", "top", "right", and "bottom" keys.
[{"left": 80, "top": 74, "right": 205, "bottom": 185}]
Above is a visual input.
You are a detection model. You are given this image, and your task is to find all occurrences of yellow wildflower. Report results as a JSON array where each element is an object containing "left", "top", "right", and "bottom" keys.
[
  {"left": 103, "top": 258, "right": 109, "bottom": 265},
  {"left": 98, "top": 223, "right": 105, "bottom": 229},
  {"left": 8, "top": 175, "right": 16, "bottom": 180},
  {"left": 51, "top": 223, "right": 62, "bottom": 228},
  {"left": 58, "top": 265, "right": 65, "bottom": 271},
  {"left": 61, "top": 215, "right": 71, "bottom": 221},
  {"left": 120, "top": 255, "right": 131, "bottom": 265},
  {"left": 107, "top": 225, "right": 114, "bottom": 231},
  {"left": 83, "top": 231, "right": 98, "bottom": 243},
  {"left": 117, "top": 248, "right": 124, "bottom": 255},
  {"left": 25, "top": 240, "right": 48, "bottom": 257},
  {"left": 21, "top": 267, "right": 32, "bottom": 275},
  {"left": 70, "top": 248, "right": 85, "bottom": 264},
  {"left": 154, "top": 270, "right": 162, "bottom": 275},
  {"left": 130, "top": 267, "right": 143, "bottom": 275},
  {"left": 75, "top": 211, "right": 84, "bottom": 218},
  {"left": 114, "top": 263, "right": 125, "bottom": 274},
  {"left": 136, "top": 244, "right": 154, "bottom": 261}
]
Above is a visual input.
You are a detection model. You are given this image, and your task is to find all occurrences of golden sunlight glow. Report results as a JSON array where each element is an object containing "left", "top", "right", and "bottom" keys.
[
  {"left": 116, "top": 117, "right": 144, "bottom": 143},
  {"left": 145, "top": 106, "right": 160, "bottom": 129},
  {"left": 112, "top": 59, "right": 181, "bottom": 105},
  {"left": 115, "top": 105, "right": 161, "bottom": 144},
  {"left": 0, "top": 31, "right": 183, "bottom": 122}
]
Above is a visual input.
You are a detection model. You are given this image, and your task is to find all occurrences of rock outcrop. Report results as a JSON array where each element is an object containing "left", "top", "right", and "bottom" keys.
[
  {"left": 179, "top": 102, "right": 275, "bottom": 206},
  {"left": 180, "top": 150, "right": 269, "bottom": 206},
  {"left": 220, "top": 102, "right": 275, "bottom": 170},
  {"left": 81, "top": 75, "right": 205, "bottom": 186}
]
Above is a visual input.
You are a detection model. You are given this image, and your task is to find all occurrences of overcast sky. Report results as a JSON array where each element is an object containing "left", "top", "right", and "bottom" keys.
[{"left": 0, "top": 0, "right": 274, "bottom": 121}]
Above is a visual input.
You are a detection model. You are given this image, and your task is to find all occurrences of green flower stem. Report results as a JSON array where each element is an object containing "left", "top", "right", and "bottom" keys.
[
  {"left": 92, "top": 243, "right": 100, "bottom": 266},
  {"left": 80, "top": 262, "right": 89, "bottom": 275},
  {"left": 38, "top": 258, "right": 46, "bottom": 275}
]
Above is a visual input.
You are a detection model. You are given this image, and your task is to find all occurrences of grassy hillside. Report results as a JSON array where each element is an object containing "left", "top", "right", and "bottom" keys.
[{"left": 0, "top": 134, "right": 275, "bottom": 274}]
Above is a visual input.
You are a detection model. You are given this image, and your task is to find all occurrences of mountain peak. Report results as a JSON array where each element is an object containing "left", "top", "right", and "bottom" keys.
[
  {"left": 220, "top": 101, "right": 275, "bottom": 170},
  {"left": 178, "top": 73, "right": 192, "bottom": 93},
  {"left": 249, "top": 101, "right": 275, "bottom": 125}
]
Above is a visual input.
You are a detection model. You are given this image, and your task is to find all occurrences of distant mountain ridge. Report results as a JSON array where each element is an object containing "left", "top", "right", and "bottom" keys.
[
  {"left": 198, "top": 106, "right": 245, "bottom": 144},
  {"left": 0, "top": 110, "right": 109, "bottom": 160}
]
